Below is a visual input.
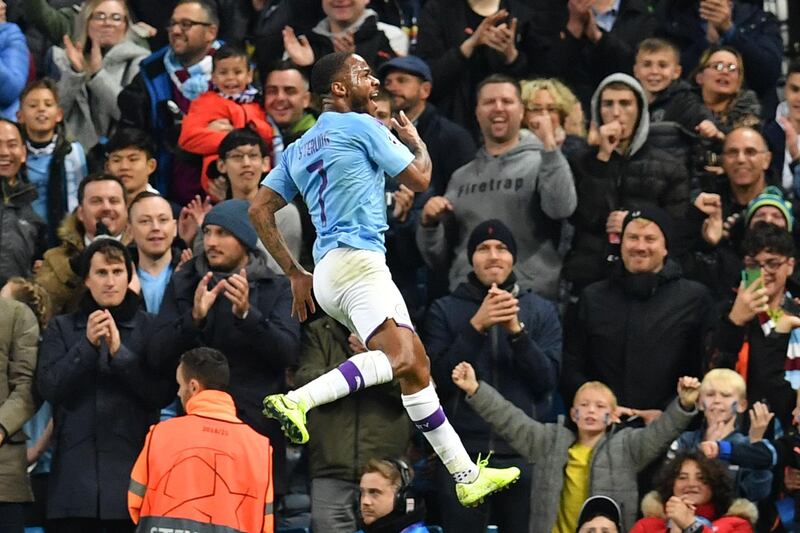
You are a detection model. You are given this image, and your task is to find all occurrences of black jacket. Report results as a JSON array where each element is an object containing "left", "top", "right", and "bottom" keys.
[
  {"left": 305, "top": 12, "right": 396, "bottom": 71},
  {"left": 36, "top": 292, "right": 174, "bottom": 520},
  {"left": 548, "top": 0, "right": 658, "bottom": 111},
  {"left": 656, "top": 0, "right": 783, "bottom": 118},
  {"left": 711, "top": 300, "right": 797, "bottom": 429},
  {"left": 561, "top": 260, "right": 714, "bottom": 410},
  {"left": 424, "top": 276, "right": 562, "bottom": 454},
  {"left": 563, "top": 141, "right": 690, "bottom": 290},
  {"left": 415, "top": 0, "right": 538, "bottom": 137},
  {"left": 0, "top": 175, "right": 45, "bottom": 287},
  {"left": 149, "top": 250, "right": 300, "bottom": 494}
]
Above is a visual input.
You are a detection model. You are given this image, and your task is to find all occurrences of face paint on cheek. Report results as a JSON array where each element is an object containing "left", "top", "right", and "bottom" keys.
[
  {"left": 349, "top": 65, "right": 360, "bottom": 88},
  {"left": 731, "top": 401, "right": 739, "bottom": 415},
  {"left": 604, "top": 413, "right": 610, "bottom": 425},
  {"left": 574, "top": 409, "right": 580, "bottom": 420}
]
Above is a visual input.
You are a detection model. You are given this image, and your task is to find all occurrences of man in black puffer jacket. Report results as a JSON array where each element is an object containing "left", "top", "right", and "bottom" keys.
[{"left": 564, "top": 73, "right": 690, "bottom": 293}]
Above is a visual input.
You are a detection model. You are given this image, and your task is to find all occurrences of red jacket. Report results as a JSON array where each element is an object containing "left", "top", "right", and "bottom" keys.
[
  {"left": 178, "top": 91, "right": 273, "bottom": 193},
  {"left": 128, "top": 389, "right": 274, "bottom": 533},
  {"left": 630, "top": 492, "right": 756, "bottom": 533}
]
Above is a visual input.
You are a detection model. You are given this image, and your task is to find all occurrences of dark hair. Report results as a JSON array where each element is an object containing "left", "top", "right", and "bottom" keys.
[
  {"left": 174, "top": 0, "right": 219, "bottom": 26},
  {"left": 476, "top": 74, "right": 521, "bottom": 101},
  {"left": 180, "top": 347, "right": 230, "bottom": 390},
  {"left": 265, "top": 59, "right": 309, "bottom": 87},
  {"left": 80, "top": 238, "right": 133, "bottom": 281},
  {"left": 743, "top": 221, "right": 795, "bottom": 258},
  {"left": 0, "top": 118, "right": 25, "bottom": 142},
  {"left": 218, "top": 127, "right": 268, "bottom": 160},
  {"left": 105, "top": 128, "right": 157, "bottom": 160},
  {"left": 213, "top": 42, "right": 250, "bottom": 70},
  {"left": 655, "top": 451, "right": 734, "bottom": 517},
  {"left": 310, "top": 51, "right": 352, "bottom": 96},
  {"left": 20, "top": 78, "right": 60, "bottom": 105},
  {"left": 789, "top": 58, "right": 800, "bottom": 78},
  {"left": 128, "top": 191, "right": 172, "bottom": 216},
  {"left": 77, "top": 172, "right": 127, "bottom": 205}
]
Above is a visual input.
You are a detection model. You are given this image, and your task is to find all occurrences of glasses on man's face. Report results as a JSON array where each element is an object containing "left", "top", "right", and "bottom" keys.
[
  {"left": 225, "top": 152, "right": 263, "bottom": 164},
  {"left": 166, "top": 19, "right": 212, "bottom": 32},
  {"left": 743, "top": 257, "right": 788, "bottom": 273},
  {"left": 722, "top": 147, "right": 766, "bottom": 159},
  {"left": 90, "top": 12, "right": 125, "bottom": 24},
  {"left": 705, "top": 61, "right": 738, "bottom": 73}
]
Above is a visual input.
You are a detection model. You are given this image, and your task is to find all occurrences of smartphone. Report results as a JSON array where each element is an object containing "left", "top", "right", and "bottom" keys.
[{"left": 742, "top": 267, "right": 762, "bottom": 288}]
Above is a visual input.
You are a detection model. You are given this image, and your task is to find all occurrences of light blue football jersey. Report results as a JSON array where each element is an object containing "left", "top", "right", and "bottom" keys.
[{"left": 263, "top": 111, "right": 414, "bottom": 264}]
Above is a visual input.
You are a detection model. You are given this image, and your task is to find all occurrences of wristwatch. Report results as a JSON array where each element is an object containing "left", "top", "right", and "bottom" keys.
[{"left": 509, "top": 322, "right": 526, "bottom": 342}]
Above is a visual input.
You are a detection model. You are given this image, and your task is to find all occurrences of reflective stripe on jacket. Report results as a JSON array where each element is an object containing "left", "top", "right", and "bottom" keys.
[{"left": 128, "top": 389, "right": 274, "bottom": 533}]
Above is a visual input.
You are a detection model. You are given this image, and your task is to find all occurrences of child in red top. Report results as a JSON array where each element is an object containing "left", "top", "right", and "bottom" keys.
[{"left": 179, "top": 43, "right": 272, "bottom": 196}]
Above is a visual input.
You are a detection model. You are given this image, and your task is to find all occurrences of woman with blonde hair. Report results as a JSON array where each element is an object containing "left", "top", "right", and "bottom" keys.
[
  {"left": 50, "top": 0, "right": 149, "bottom": 152},
  {"left": 693, "top": 46, "right": 761, "bottom": 138},
  {"left": 521, "top": 78, "right": 586, "bottom": 157}
]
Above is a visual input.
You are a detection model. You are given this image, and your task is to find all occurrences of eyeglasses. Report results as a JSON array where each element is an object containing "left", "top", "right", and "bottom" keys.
[
  {"left": 525, "top": 105, "right": 558, "bottom": 114},
  {"left": 705, "top": 61, "right": 738, "bottom": 73},
  {"left": 166, "top": 19, "right": 212, "bottom": 32},
  {"left": 90, "top": 12, "right": 125, "bottom": 24},
  {"left": 225, "top": 152, "right": 263, "bottom": 163},
  {"left": 743, "top": 257, "right": 788, "bottom": 273},
  {"left": 722, "top": 147, "right": 767, "bottom": 159}
]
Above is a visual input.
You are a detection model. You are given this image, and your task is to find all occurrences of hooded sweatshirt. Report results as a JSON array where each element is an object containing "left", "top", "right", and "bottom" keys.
[
  {"left": 564, "top": 73, "right": 690, "bottom": 291},
  {"left": 416, "top": 130, "right": 576, "bottom": 300}
]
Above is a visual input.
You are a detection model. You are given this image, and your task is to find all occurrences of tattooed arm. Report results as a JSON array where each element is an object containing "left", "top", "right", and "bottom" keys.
[{"left": 249, "top": 187, "right": 316, "bottom": 321}]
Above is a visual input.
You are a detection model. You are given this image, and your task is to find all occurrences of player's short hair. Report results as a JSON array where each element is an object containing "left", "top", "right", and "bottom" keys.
[
  {"left": 77, "top": 172, "right": 127, "bottom": 205},
  {"left": 700, "top": 368, "right": 747, "bottom": 399},
  {"left": 789, "top": 58, "right": 800, "bottom": 78},
  {"left": 213, "top": 42, "right": 250, "bottom": 70},
  {"left": 218, "top": 127, "right": 268, "bottom": 159},
  {"left": 574, "top": 381, "right": 618, "bottom": 411},
  {"left": 20, "top": 77, "right": 60, "bottom": 105},
  {"left": 636, "top": 38, "right": 681, "bottom": 63},
  {"left": 476, "top": 74, "right": 521, "bottom": 101},
  {"left": 311, "top": 51, "right": 352, "bottom": 96},
  {"left": 743, "top": 221, "right": 795, "bottom": 258},
  {"left": 180, "top": 347, "right": 230, "bottom": 390},
  {"left": 105, "top": 128, "right": 156, "bottom": 160},
  {"left": 174, "top": 0, "right": 219, "bottom": 26}
]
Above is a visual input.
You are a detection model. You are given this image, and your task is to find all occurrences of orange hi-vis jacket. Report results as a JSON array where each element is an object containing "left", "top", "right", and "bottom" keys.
[{"left": 128, "top": 389, "right": 274, "bottom": 533}]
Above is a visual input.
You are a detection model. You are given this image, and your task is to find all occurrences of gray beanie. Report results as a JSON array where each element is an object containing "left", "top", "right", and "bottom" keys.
[{"left": 202, "top": 199, "right": 258, "bottom": 251}]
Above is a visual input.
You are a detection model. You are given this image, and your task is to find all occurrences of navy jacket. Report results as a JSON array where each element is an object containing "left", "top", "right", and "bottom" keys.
[
  {"left": 37, "top": 293, "right": 174, "bottom": 520},
  {"left": 149, "top": 251, "right": 300, "bottom": 494},
  {"left": 424, "top": 275, "right": 562, "bottom": 455}
]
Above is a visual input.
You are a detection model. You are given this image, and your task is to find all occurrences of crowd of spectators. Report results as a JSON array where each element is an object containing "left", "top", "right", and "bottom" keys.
[{"left": 0, "top": 0, "right": 800, "bottom": 532}]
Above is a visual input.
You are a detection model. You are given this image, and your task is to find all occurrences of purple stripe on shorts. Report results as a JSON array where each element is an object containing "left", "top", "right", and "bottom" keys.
[
  {"left": 413, "top": 407, "right": 446, "bottom": 433},
  {"left": 338, "top": 360, "right": 365, "bottom": 392}
]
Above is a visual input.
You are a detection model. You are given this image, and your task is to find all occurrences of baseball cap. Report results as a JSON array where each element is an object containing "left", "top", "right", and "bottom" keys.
[
  {"left": 378, "top": 55, "right": 433, "bottom": 83},
  {"left": 576, "top": 495, "right": 622, "bottom": 533}
]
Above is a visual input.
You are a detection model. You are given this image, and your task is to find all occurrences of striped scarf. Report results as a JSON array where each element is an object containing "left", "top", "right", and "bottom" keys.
[{"left": 163, "top": 40, "right": 222, "bottom": 101}]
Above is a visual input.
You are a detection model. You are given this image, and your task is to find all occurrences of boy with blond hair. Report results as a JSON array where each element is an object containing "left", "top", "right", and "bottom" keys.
[
  {"left": 670, "top": 368, "right": 777, "bottom": 501},
  {"left": 452, "top": 362, "right": 700, "bottom": 533}
]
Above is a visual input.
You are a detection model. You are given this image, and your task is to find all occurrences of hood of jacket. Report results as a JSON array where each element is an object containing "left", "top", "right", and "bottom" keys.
[
  {"left": 640, "top": 491, "right": 758, "bottom": 524},
  {"left": 103, "top": 38, "right": 150, "bottom": 65},
  {"left": 192, "top": 247, "right": 276, "bottom": 281},
  {"left": 2, "top": 174, "right": 38, "bottom": 207},
  {"left": 590, "top": 73, "right": 650, "bottom": 157},
  {"left": 312, "top": 8, "right": 379, "bottom": 38},
  {"left": 474, "top": 128, "right": 543, "bottom": 164},
  {"left": 55, "top": 212, "right": 85, "bottom": 251}
]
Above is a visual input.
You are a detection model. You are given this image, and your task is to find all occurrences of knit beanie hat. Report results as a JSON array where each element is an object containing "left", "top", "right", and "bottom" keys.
[
  {"left": 621, "top": 206, "right": 674, "bottom": 251},
  {"left": 744, "top": 185, "right": 794, "bottom": 231},
  {"left": 202, "top": 199, "right": 259, "bottom": 251},
  {"left": 467, "top": 219, "right": 517, "bottom": 264},
  {"left": 79, "top": 237, "right": 134, "bottom": 282}
]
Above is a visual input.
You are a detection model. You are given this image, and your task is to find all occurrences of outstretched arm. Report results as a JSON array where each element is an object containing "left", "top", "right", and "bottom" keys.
[{"left": 249, "top": 186, "right": 316, "bottom": 321}]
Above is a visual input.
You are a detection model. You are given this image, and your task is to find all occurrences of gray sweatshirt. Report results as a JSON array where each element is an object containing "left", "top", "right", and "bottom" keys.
[{"left": 416, "top": 131, "right": 576, "bottom": 299}]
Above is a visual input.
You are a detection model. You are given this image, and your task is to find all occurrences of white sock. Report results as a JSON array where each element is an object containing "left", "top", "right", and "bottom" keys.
[
  {"left": 287, "top": 350, "right": 394, "bottom": 410},
  {"left": 402, "top": 383, "right": 478, "bottom": 483}
]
